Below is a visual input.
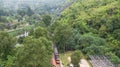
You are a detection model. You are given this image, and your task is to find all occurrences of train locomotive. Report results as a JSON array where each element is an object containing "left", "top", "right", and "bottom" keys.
[{"left": 54, "top": 45, "right": 60, "bottom": 64}]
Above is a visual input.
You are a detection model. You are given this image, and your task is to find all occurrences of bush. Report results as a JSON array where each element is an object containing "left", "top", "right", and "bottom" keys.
[{"left": 71, "top": 50, "right": 82, "bottom": 67}]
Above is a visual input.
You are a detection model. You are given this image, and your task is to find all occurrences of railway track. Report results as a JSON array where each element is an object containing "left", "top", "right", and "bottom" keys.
[{"left": 51, "top": 44, "right": 62, "bottom": 67}]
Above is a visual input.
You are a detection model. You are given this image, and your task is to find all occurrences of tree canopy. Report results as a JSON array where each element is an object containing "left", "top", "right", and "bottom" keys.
[
  {"left": 0, "top": 31, "right": 16, "bottom": 60},
  {"left": 15, "top": 37, "right": 52, "bottom": 67}
]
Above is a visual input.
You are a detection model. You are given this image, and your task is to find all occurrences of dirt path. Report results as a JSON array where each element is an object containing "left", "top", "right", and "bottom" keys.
[{"left": 79, "top": 59, "right": 90, "bottom": 67}]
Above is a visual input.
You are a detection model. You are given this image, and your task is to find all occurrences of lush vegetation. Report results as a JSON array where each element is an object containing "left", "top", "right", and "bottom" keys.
[
  {"left": 71, "top": 50, "right": 82, "bottom": 67},
  {"left": 0, "top": 27, "right": 53, "bottom": 67},
  {"left": 51, "top": 0, "right": 120, "bottom": 66},
  {"left": 0, "top": 0, "right": 120, "bottom": 67},
  {"left": 0, "top": 0, "right": 71, "bottom": 66},
  {"left": 0, "top": 0, "right": 72, "bottom": 35},
  {"left": 60, "top": 51, "right": 73, "bottom": 66}
]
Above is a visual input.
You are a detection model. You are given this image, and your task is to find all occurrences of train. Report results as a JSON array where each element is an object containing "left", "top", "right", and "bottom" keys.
[{"left": 54, "top": 45, "right": 60, "bottom": 64}]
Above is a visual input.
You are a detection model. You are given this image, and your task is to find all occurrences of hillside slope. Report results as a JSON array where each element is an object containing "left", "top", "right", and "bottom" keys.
[{"left": 52, "top": 0, "right": 120, "bottom": 66}]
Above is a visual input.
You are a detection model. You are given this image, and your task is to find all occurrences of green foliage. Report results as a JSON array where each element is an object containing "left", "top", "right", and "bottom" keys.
[
  {"left": 72, "top": 21, "right": 89, "bottom": 34},
  {"left": 49, "top": 21, "right": 61, "bottom": 34},
  {"left": 34, "top": 27, "right": 49, "bottom": 39},
  {"left": 0, "top": 0, "right": 119, "bottom": 66},
  {"left": 0, "top": 0, "right": 75, "bottom": 67},
  {"left": 5, "top": 55, "right": 16, "bottom": 67},
  {"left": 53, "top": 0, "right": 120, "bottom": 65},
  {"left": 35, "top": 21, "right": 46, "bottom": 27},
  {"left": 17, "top": 36, "right": 25, "bottom": 44},
  {"left": 108, "top": 37, "right": 120, "bottom": 57},
  {"left": 15, "top": 37, "right": 52, "bottom": 67},
  {"left": 113, "top": 29, "right": 120, "bottom": 40},
  {"left": 26, "top": 14, "right": 42, "bottom": 25},
  {"left": 0, "top": 16, "right": 8, "bottom": 22},
  {"left": 0, "top": 31, "right": 16, "bottom": 60},
  {"left": 54, "top": 23, "right": 73, "bottom": 52},
  {"left": 0, "top": 59, "right": 5, "bottom": 67},
  {"left": 17, "top": 6, "right": 34, "bottom": 17},
  {"left": 0, "top": 23, "right": 5, "bottom": 30},
  {"left": 106, "top": 52, "right": 120, "bottom": 64},
  {"left": 42, "top": 14, "right": 52, "bottom": 26},
  {"left": 17, "top": 9, "right": 26, "bottom": 17},
  {"left": 71, "top": 50, "right": 82, "bottom": 67},
  {"left": 78, "top": 34, "right": 107, "bottom": 56}
]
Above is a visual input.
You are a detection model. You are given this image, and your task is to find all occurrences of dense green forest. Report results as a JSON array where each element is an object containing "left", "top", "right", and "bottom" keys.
[
  {"left": 0, "top": 0, "right": 120, "bottom": 67},
  {"left": 51, "top": 0, "right": 120, "bottom": 66}
]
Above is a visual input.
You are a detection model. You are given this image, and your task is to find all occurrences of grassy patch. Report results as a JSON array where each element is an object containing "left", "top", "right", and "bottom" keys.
[{"left": 60, "top": 51, "right": 73, "bottom": 67}]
